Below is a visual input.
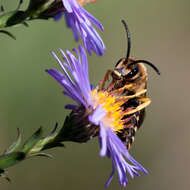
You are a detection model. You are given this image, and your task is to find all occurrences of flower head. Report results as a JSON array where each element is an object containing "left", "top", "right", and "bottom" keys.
[
  {"left": 46, "top": 46, "right": 148, "bottom": 187},
  {"left": 62, "top": 0, "right": 106, "bottom": 56},
  {"left": 28, "top": 0, "right": 105, "bottom": 55}
]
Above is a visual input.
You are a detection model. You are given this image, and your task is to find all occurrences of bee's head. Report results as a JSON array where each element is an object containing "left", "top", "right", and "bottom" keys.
[
  {"left": 114, "top": 20, "right": 160, "bottom": 79},
  {"left": 113, "top": 57, "right": 139, "bottom": 80},
  {"left": 113, "top": 20, "right": 138, "bottom": 80}
]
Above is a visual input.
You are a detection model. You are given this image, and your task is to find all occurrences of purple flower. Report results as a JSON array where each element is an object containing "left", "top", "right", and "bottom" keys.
[
  {"left": 32, "top": 0, "right": 106, "bottom": 55},
  {"left": 46, "top": 46, "right": 148, "bottom": 187},
  {"left": 62, "top": 0, "right": 106, "bottom": 56}
]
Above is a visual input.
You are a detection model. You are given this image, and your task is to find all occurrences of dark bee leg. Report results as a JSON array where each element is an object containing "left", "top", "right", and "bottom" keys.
[
  {"left": 126, "top": 126, "right": 137, "bottom": 150},
  {"left": 127, "top": 109, "right": 146, "bottom": 149},
  {"left": 138, "top": 109, "right": 146, "bottom": 128},
  {"left": 126, "top": 111, "right": 145, "bottom": 150},
  {"left": 101, "top": 70, "right": 113, "bottom": 90},
  {"left": 118, "top": 113, "right": 139, "bottom": 150},
  {"left": 125, "top": 97, "right": 151, "bottom": 115},
  {"left": 125, "top": 116, "right": 138, "bottom": 150}
]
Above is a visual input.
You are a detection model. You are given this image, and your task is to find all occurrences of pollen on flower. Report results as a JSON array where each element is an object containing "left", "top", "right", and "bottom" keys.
[
  {"left": 77, "top": 0, "right": 98, "bottom": 6},
  {"left": 91, "top": 88, "right": 129, "bottom": 132}
]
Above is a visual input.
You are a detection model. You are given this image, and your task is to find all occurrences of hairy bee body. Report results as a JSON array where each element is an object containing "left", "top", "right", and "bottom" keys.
[
  {"left": 118, "top": 109, "right": 145, "bottom": 149},
  {"left": 121, "top": 97, "right": 146, "bottom": 149},
  {"left": 102, "top": 20, "right": 160, "bottom": 149}
]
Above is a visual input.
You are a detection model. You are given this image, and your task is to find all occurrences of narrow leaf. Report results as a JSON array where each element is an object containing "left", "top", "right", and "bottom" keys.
[
  {"left": 4, "top": 128, "right": 22, "bottom": 154},
  {"left": 29, "top": 153, "right": 53, "bottom": 159},
  {"left": 22, "top": 21, "right": 29, "bottom": 27},
  {"left": 42, "top": 142, "right": 65, "bottom": 151},
  {"left": 0, "top": 30, "right": 16, "bottom": 40},
  {"left": 0, "top": 152, "right": 25, "bottom": 170},
  {"left": 22, "top": 127, "right": 43, "bottom": 154},
  {"left": 16, "top": 0, "right": 23, "bottom": 10},
  {"left": 50, "top": 122, "right": 58, "bottom": 135}
]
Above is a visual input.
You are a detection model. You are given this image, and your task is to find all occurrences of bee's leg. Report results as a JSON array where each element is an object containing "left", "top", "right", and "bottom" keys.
[
  {"left": 124, "top": 109, "right": 145, "bottom": 150},
  {"left": 107, "top": 80, "right": 116, "bottom": 91},
  {"left": 111, "top": 83, "right": 134, "bottom": 94},
  {"left": 125, "top": 97, "right": 151, "bottom": 115},
  {"left": 122, "top": 89, "right": 147, "bottom": 99},
  {"left": 126, "top": 136, "right": 134, "bottom": 150},
  {"left": 101, "top": 70, "right": 113, "bottom": 90},
  {"left": 126, "top": 125, "right": 138, "bottom": 150}
]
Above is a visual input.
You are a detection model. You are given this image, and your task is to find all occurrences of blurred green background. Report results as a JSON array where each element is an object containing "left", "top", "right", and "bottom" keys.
[{"left": 0, "top": 0, "right": 189, "bottom": 189}]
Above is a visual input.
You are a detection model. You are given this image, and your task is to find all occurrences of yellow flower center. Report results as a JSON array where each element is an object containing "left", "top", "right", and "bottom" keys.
[
  {"left": 77, "top": 0, "right": 97, "bottom": 6},
  {"left": 91, "top": 88, "right": 127, "bottom": 132}
]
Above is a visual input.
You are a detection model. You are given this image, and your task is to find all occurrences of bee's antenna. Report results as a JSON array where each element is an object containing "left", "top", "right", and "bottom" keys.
[
  {"left": 129, "top": 60, "right": 160, "bottom": 75},
  {"left": 121, "top": 20, "right": 131, "bottom": 63}
]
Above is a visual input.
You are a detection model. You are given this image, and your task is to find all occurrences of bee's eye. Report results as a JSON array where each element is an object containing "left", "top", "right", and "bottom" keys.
[{"left": 125, "top": 64, "right": 139, "bottom": 78}]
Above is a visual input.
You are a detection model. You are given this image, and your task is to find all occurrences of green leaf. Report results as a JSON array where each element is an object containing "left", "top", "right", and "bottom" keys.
[
  {"left": 42, "top": 142, "right": 65, "bottom": 151},
  {"left": 0, "top": 152, "right": 25, "bottom": 170},
  {"left": 22, "top": 21, "right": 29, "bottom": 27},
  {"left": 22, "top": 127, "right": 43, "bottom": 154},
  {"left": 4, "top": 128, "right": 22, "bottom": 154},
  {"left": 0, "top": 10, "right": 25, "bottom": 28},
  {"left": 0, "top": 30, "right": 16, "bottom": 40},
  {"left": 28, "top": 153, "right": 53, "bottom": 159}
]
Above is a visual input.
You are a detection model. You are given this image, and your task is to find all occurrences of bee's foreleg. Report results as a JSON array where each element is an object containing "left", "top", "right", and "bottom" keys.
[{"left": 101, "top": 70, "right": 113, "bottom": 90}]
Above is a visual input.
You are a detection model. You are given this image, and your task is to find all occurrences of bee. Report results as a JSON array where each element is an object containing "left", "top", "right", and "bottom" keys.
[{"left": 101, "top": 20, "right": 160, "bottom": 149}]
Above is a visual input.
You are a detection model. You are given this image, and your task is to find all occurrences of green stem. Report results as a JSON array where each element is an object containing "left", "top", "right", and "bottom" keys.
[
  {"left": 0, "top": 123, "right": 64, "bottom": 181},
  {"left": 0, "top": 0, "right": 55, "bottom": 29}
]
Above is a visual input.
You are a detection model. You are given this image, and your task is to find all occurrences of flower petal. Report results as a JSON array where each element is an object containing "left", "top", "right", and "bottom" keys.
[
  {"left": 46, "top": 46, "right": 92, "bottom": 108},
  {"left": 62, "top": 0, "right": 106, "bottom": 55},
  {"left": 99, "top": 127, "right": 148, "bottom": 187}
]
